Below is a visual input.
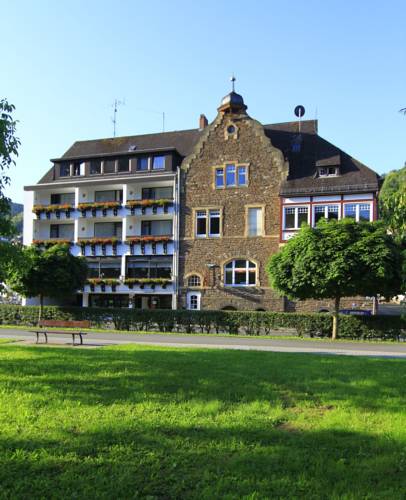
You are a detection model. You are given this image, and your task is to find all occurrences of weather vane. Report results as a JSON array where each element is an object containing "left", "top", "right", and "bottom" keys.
[{"left": 230, "top": 74, "right": 236, "bottom": 92}]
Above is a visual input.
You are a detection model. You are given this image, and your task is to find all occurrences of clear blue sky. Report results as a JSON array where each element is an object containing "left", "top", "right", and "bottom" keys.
[{"left": 3, "top": 0, "right": 405, "bottom": 203}]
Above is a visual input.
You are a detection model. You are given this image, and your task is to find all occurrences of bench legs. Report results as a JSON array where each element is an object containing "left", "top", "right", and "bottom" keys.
[
  {"left": 71, "top": 333, "right": 83, "bottom": 345},
  {"left": 35, "top": 332, "right": 47, "bottom": 344}
]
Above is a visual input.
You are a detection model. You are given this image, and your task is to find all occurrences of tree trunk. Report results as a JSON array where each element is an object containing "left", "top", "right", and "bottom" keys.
[
  {"left": 332, "top": 297, "right": 340, "bottom": 340},
  {"left": 38, "top": 294, "right": 43, "bottom": 324}
]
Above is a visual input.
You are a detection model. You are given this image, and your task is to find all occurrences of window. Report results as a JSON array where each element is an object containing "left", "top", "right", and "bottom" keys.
[
  {"left": 187, "top": 293, "right": 201, "bottom": 310},
  {"left": 247, "top": 207, "right": 263, "bottom": 236},
  {"left": 344, "top": 203, "right": 371, "bottom": 222},
  {"left": 284, "top": 206, "right": 309, "bottom": 230},
  {"left": 196, "top": 210, "right": 207, "bottom": 237},
  {"left": 226, "top": 164, "right": 236, "bottom": 186},
  {"left": 187, "top": 275, "right": 201, "bottom": 287},
  {"left": 89, "top": 294, "right": 129, "bottom": 308},
  {"left": 141, "top": 220, "right": 172, "bottom": 236},
  {"left": 72, "top": 162, "right": 82, "bottom": 176},
  {"left": 142, "top": 186, "right": 173, "bottom": 200},
  {"left": 127, "top": 257, "right": 172, "bottom": 279},
  {"left": 49, "top": 224, "right": 74, "bottom": 240},
  {"left": 215, "top": 168, "right": 224, "bottom": 188},
  {"left": 118, "top": 157, "right": 129, "bottom": 172},
  {"left": 215, "top": 164, "right": 248, "bottom": 188},
  {"left": 195, "top": 209, "right": 221, "bottom": 238},
  {"left": 94, "top": 222, "right": 122, "bottom": 238},
  {"left": 209, "top": 210, "right": 220, "bottom": 237},
  {"left": 318, "top": 167, "right": 339, "bottom": 177},
  {"left": 224, "top": 260, "right": 257, "bottom": 287},
  {"left": 152, "top": 155, "right": 165, "bottom": 170},
  {"left": 314, "top": 205, "right": 339, "bottom": 224},
  {"left": 90, "top": 160, "right": 102, "bottom": 175},
  {"left": 87, "top": 258, "right": 121, "bottom": 278},
  {"left": 137, "top": 157, "right": 149, "bottom": 171},
  {"left": 238, "top": 166, "right": 247, "bottom": 186},
  {"left": 95, "top": 190, "right": 123, "bottom": 202},
  {"left": 50, "top": 193, "right": 75, "bottom": 205},
  {"left": 103, "top": 159, "right": 116, "bottom": 174},
  {"left": 59, "top": 162, "right": 70, "bottom": 177}
]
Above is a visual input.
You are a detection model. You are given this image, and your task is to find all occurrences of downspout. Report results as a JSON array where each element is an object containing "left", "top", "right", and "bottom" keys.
[{"left": 173, "top": 167, "right": 181, "bottom": 310}]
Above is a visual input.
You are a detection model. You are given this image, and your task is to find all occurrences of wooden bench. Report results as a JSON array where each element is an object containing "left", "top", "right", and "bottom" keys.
[{"left": 30, "top": 320, "right": 91, "bottom": 345}]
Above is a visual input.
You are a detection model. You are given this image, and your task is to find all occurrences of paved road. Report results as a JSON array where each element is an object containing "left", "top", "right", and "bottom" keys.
[{"left": 1, "top": 328, "right": 406, "bottom": 358}]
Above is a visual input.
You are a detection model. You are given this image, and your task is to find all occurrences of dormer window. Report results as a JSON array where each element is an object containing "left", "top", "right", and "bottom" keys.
[{"left": 318, "top": 166, "right": 339, "bottom": 177}]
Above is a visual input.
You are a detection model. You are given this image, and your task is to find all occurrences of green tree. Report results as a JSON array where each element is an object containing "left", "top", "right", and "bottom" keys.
[
  {"left": 0, "top": 99, "right": 20, "bottom": 236},
  {"left": 267, "top": 219, "right": 403, "bottom": 339},
  {"left": 379, "top": 165, "right": 406, "bottom": 242},
  {"left": 6, "top": 244, "right": 88, "bottom": 321}
]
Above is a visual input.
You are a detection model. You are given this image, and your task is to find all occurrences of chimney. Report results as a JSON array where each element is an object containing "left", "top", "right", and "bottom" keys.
[{"left": 199, "top": 114, "right": 208, "bottom": 129}]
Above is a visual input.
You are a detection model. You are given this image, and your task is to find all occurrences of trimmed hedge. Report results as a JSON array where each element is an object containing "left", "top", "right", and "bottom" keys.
[{"left": 0, "top": 305, "right": 405, "bottom": 341}]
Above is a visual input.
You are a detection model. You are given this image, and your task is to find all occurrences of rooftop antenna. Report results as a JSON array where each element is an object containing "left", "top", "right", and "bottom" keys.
[
  {"left": 294, "top": 105, "right": 305, "bottom": 133},
  {"left": 230, "top": 74, "right": 236, "bottom": 92},
  {"left": 111, "top": 98, "right": 125, "bottom": 137}
]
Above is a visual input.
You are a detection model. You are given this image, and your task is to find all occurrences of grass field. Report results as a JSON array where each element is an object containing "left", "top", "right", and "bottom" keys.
[{"left": 0, "top": 344, "right": 405, "bottom": 499}]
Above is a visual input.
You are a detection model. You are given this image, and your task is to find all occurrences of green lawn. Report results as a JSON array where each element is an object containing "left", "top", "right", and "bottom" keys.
[{"left": 0, "top": 345, "right": 405, "bottom": 499}]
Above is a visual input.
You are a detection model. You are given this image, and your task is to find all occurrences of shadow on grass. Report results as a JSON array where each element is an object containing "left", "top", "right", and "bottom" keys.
[{"left": 0, "top": 424, "right": 405, "bottom": 498}]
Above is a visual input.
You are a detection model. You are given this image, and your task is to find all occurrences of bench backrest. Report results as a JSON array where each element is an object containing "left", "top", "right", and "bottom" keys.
[{"left": 38, "top": 320, "right": 91, "bottom": 328}]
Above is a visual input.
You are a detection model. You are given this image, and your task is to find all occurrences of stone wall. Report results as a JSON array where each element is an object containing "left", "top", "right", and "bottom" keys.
[{"left": 179, "top": 106, "right": 289, "bottom": 310}]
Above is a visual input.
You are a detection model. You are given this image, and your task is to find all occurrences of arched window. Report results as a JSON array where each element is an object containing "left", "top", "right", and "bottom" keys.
[
  {"left": 224, "top": 259, "right": 257, "bottom": 287},
  {"left": 187, "top": 274, "right": 201, "bottom": 287}
]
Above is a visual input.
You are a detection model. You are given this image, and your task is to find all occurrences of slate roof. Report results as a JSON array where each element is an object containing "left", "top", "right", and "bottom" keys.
[{"left": 37, "top": 119, "right": 379, "bottom": 195}]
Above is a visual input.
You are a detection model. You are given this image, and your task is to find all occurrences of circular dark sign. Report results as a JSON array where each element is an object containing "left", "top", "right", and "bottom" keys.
[{"left": 294, "top": 105, "right": 305, "bottom": 118}]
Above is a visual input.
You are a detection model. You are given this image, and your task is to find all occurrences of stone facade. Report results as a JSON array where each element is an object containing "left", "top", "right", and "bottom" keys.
[{"left": 179, "top": 100, "right": 288, "bottom": 311}]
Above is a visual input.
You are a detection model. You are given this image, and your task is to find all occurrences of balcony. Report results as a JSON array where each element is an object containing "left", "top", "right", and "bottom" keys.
[
  {"left": 125, "top": 236, "right": 173, "bottom": 256},
  {"left": 125, "top": 199, "right": 174, "bottom": 216},
  {"left": 33, "top": 204, "right": 75, "bottom": 221},
  {"left": 78, "top": 201, "right": 123, "bottom": 218},
  {"left": 78, "top": 237, "right": 122, "bottom": 256},
  {"left": 83, "top": 277, "right": 173, "bottom": 294}
]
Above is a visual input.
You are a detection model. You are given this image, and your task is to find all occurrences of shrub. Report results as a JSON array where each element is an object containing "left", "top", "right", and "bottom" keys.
[{"left": 0, "top": 305, "right": 404, "bottom": 341}]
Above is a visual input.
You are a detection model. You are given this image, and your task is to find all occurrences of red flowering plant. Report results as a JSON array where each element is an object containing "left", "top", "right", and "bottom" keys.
[
  {"left": 124, "top": 278, "right": 171, "bottom": 286},
  {"left": 125, "top": 198, "right": 173, "bottom": 209},
  {"left": 78, "top": 201, "right": 121, "bottom": 211},
  {"left": 32, "top": 239, "right": 72, "bottom": 248},
  {"left": 78, "top": 237, "right": 120, "bottom": 246},
  {"left": 32, "top": 204, "right": 74, "bottom": 215},
  {"left": 125, "top": 236, "right": 172, "bottom": 244}
]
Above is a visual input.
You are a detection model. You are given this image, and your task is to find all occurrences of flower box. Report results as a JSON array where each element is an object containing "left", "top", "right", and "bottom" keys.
[
  {"left": 32, "top": 239, "right": 73, "bottom": 248},
  {"left": 32, "top": 204, "right": 73, "bottom": 217}
]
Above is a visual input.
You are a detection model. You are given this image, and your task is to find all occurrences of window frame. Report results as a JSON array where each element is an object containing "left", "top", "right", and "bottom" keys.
[
  {"left": 313, "top": 204, "right": 340, "bottom": 225},
  {"left": 90, "top": 159, "right": 102, "bottom": 175},
  {"left": 187, "top": 274, "right": 202, "bottom": 288},
  {"left": 283, "top": 205, "right": 309, "bottom": 230},
  {"left": 223, "top": 259, "right": 258, "bottom": 287},
  {"left": 245, "top": 205, "right": 265, "bottom": 237},
  {"left": 343, "top": 202, "right": 372, "bottom": 222},
  {"left": 49, "top": 223, "right": 75, "bottom": 240},
  {"left": 193, "top": 207, "right": 223, "bottom": 238},
  {"left": 213, "top": 163, "right": 249, "bottom": 189},
  {"left": 152, "top": 155, "right": 165, "bottom": 170}
]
